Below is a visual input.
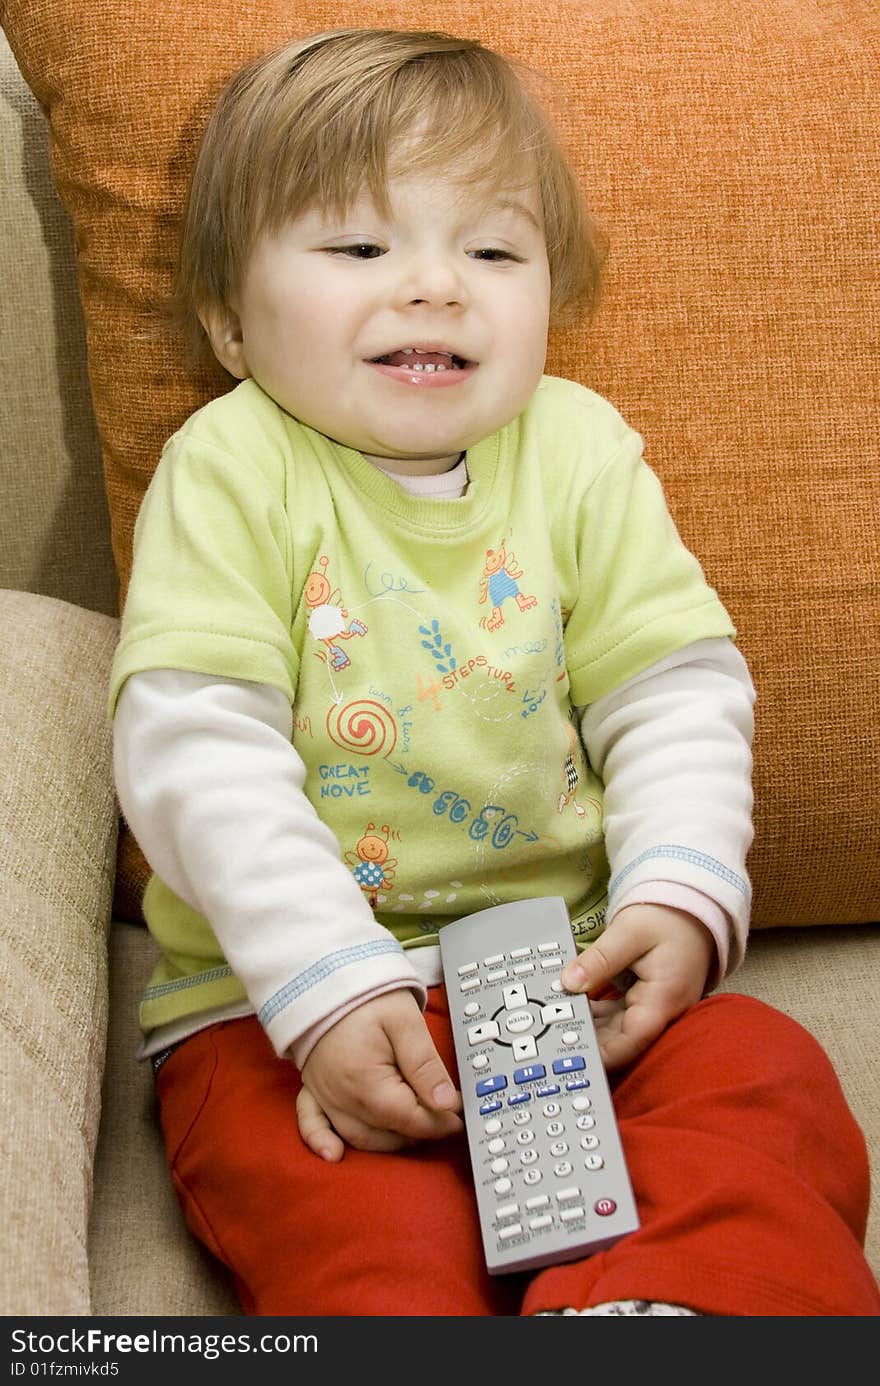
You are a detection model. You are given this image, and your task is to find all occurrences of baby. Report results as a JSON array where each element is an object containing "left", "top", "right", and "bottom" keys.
[{"left": 110, "top": 29, "right": 879, "bottom": 1316}]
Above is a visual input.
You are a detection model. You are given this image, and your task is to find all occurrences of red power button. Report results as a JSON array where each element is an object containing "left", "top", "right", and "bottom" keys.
[{"left": 594, "top": 1198, "right": 617, "bottom": 1217}]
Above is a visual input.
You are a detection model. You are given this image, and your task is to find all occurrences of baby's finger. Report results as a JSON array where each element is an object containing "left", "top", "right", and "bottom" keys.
[
  {"left": 295, "top": 1085, "right": 345, "bottom": 1163},
  {"left": 599, "top": 1000, "right": 665, "bottom": 1070},
  {"left": 561, "top": 927, "right": 641, "bottom": 995},
  {"left": 361, "top": 1070, "right": 464, "bottom": 1142},
  {"left": 389, "top": 1014, "right": 463, "bottom": 1120}
]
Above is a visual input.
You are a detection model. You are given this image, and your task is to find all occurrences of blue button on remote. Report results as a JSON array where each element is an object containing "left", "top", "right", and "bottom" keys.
[
  {"left": 551, "top": 1055, "right": 585, "bottom": 1074},
  {"left": 476, "top": 1073, "right": 508, "bottom": 1096},
  {"left": 513, "top": 1063, "right": 546, "bottom": 1084}
]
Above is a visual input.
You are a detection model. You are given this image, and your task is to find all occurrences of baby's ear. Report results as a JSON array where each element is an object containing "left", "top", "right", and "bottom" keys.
[{"left": 199, "top": 303, "right": 250, "bottom": 380}]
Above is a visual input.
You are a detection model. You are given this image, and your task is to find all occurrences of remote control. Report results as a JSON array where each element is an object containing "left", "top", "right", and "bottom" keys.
[{"left": 438, "top": 896, "right": 639, "bottom": 1275}]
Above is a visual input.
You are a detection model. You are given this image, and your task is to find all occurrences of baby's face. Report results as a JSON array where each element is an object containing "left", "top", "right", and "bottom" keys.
[{"left": 210, "top": 169, "right": 551, "bottom": 473}]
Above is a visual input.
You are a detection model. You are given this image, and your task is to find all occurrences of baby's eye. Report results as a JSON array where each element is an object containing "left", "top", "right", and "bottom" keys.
[
  {"left": 469, "top": 248, "right": 522, "bottom": 263},
  {"left": 327, "top": 243, "right": 385, "bottom": 259}
]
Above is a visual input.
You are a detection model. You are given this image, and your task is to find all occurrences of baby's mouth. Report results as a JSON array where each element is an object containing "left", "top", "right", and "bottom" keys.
[{"left": 370, "top": 347, "right": 471, "bottom": 373}]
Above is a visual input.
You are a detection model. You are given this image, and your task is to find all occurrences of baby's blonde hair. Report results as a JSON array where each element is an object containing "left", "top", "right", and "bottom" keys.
[{"left": 174, "top": 28, "right": 605, "bottom": 356}]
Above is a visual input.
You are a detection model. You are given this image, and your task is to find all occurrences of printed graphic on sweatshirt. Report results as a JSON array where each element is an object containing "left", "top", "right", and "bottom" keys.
[
  {"left": 558, "top": 719, "right": 600, "bottom": 822},
  {"left": 306, "top": 555, "right": 368, "bottom": 680},
  {"left": 478, "top": 537, "right": 537, "bottom": 632},
  {"left": 297, "top": 534, "right": 604, "bottom": 928},
  {"left": 344, "top": 822, "right": 399, "bottom": 909}
]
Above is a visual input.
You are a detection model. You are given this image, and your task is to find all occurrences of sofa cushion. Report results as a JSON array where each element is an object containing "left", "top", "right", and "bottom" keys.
[
  {"left": 0, "top": 590, "right": 118, "bottom": 1314},
  {"left": 0, "top": 33, "right": 117, "bottom": 618},
  {"left": 1, "top": 0, "right": 877, "bottom": 929}
]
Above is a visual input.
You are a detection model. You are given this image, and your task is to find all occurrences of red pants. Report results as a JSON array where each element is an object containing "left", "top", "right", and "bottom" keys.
[{"left": 155, "top": 992, "right": 880, "bottom": 1316}]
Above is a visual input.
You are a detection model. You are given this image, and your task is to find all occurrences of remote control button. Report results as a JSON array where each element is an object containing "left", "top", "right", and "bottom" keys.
[
  {"left": 594, "top": 1198, "right": 617, "bottom": 1217},
  {"left": 464, "top": 1002, "right": 480, "bottom": 1016},
  {"left": 542, "top": 1102, "right": 561, "bottom": 1117},
  {"left": 572, "top": 1096, "right": 592, "bottom": 1111},
  {"left": 484, "top": 1118, "right": 502, "bottom": 1135},
  {"left": 512, "top": 962, "right": 536, "bottom": 976},
  {"left": 519, "top": 1149, "right": 539, "bottom": 1165},
  {"left": 487, "top": 1138, "right": 505, "bottom": 1155},
  {"left": 555, "top": 1186, "right": 581, "bottom": 1203},
  {"left": 512, "top": 1036, "right": 538, "bottom": 1061},
  {"left": 561, "top": 1031, "right": 580, "bottom": 1045},
  {"left": 512, "top": 1110, "right": 532, "bottom": 1126},
  {"left": 554, "top": 1161, "right": 574, "bottom": 1177},
  {"left": 565, "top": 1077, "right": 591, "bottom": 1091},
  {"left": 457, "top": 962, "right": 479, "bottom": 977},
  {"left": 494, "top": 1177, "right": 512, "bottom": 1194},
  {"left": 513, "top": 1063, "right": 546, "bottom": 1084},
  {"left": 550, "top": 980, "right": 564, "bottom": 992},
  {"left": 476, "top": 1074, "right": 507, "bottom": 1096},
  {"left": 529, "top": 1214, "right": 553, "bottom": 1231},
  {"left": 545, "top": 1120, "right": 564, "bottom": 1137},
  {"left": 525, "top": 1194, "right": 551, "bottom": 1210},
  {"left": 491, "top": 1158, "right": 509, "bottom": 1174},
  {"left": 541, "top": 1001, "right": 574, "bottom": 1024},
  {"left": 560, "top": 1206, "right": 586, "bottom": 1223},
  {"left": 460, "top": 978, "right": 481, "bottom": 993},
  {"left": 575, "top": 1114, "right": 596, "bottom": 1131},
  {"left": 472, "top": 1055, "right": 490, "bottom": 1070},
  {"left": 498, "top": 1223, "right": 523, "bottom": 1241},
  {"left": 515, "top": 1128, "right": 536, "bottom": 1145},
  {"left": 580, "top": 1134, "right": 600, "bottom": 1150},
  {"left": 484, "top": 953, "right": 505, "bottom": 967},
  {"left": 479, "top": 1100, "right": 503, "bottom": 1115},
  {"left": 552, "top": 1055, "right": 585, "bottom": 1074},
  {"left": 538, "top": 941, "right": 560, "bottom": 953},
  {"left": 467, "top": 1020, "right": 500, "bottom": 1045},
  {"left": 523, "top": 1169, "right": 543, "bottom": 1185},
  {"left": 486, "top": 968, "right": 508, "bottom": 982},
  {"left": 510, "top": 947, "right": 532, "bottom": 959},
  {"left": 495, "top": 1203, "right": 519, "bottom": 1221},
  {"left": 508, "top": 1091, "right": 531, "bottom": 1106},
  {"left": 503, "top": 984, "right": 528, "bottom": 1010},
  {"left": 550, "top": 1141, "right": 569, "bottom": 1157},
  {"left": 540, "top": 956, "right": 562, "bottom": 970},
  {"left": 584, "top": 1154, "right": 605, "bottom": 1171},
  {"left": 535, "top": 1084, "right": 560, "bottom": 1098},
  {"left": 505, "top": 1010, "right": 535, "bottom": 1034}
]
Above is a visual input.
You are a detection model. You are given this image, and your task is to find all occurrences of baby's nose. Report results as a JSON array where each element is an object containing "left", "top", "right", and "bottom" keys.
[{"left": 399, "top": 253, "right": 468, "bottom": 309}]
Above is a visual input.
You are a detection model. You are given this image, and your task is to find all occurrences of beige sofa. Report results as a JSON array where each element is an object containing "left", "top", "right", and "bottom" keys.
[{"left": 1, "top": 20, "right": 878, "bottom": 1317}]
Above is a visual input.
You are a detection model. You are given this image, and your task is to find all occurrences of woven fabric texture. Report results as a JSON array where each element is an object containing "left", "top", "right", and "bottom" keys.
[
  {"left": 1, "top": 0, "right": 877, "bottom": 928},
  {"left": 0, "top": 589, "right": 119, "bottom": 1314},
  {"left": 0, "top": 36, "right": 116, "bottom": 617}
]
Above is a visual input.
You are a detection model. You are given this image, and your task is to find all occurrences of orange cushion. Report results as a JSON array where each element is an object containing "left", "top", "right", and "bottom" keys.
[{"left": 4, "top": 0, "right": 877, "bottom": 929}]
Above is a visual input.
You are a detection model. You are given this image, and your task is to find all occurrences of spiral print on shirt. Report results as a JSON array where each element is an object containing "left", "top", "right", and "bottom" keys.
[{"left": 325, "top": 698, "right": 398, "bottom": 758}]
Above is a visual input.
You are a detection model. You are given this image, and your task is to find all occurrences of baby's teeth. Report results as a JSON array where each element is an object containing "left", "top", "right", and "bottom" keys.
[{"left": 402, "top": 348, "right": 414, "bottom": 355}]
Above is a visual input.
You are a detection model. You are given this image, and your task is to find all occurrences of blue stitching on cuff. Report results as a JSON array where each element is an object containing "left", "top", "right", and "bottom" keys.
[
  {"left": 609, "top": 845, "right": 750, "bottom": 902},
  {"left": 143, "top": 964, "right": 234, "bottom": 1000},
  {"left": 259, "top": 938, "right": 406, "bottom": 1026}
]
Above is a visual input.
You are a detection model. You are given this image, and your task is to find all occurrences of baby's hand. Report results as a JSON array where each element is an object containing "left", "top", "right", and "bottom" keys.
[
  {"left": 295, "top": 990, "right": 463, "bottom": 1161},
  {"left": 560, "top": 904, "right": 715, "bottom": 1071}
]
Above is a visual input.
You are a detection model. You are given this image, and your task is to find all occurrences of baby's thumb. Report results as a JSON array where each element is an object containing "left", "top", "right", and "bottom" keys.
[
  {"left": 394, "top": 1019, "right": 461, "bottom": 1114},
  {"left": 561, "top": 930, "right": 631, "bottom": 997}
]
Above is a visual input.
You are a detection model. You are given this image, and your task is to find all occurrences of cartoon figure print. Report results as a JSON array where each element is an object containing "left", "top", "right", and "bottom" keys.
[
  {"left": 344, "top": 822, "right": 398, "bottom": 909},
  {"left": 478, "top": 538, "right": 537, "bottom": 631},
  {"left": 558, "top": 719, "right": 599, "bottom": 820},
  {"left": 305, "top": 555, "right": 367, "bottom": 670}
]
